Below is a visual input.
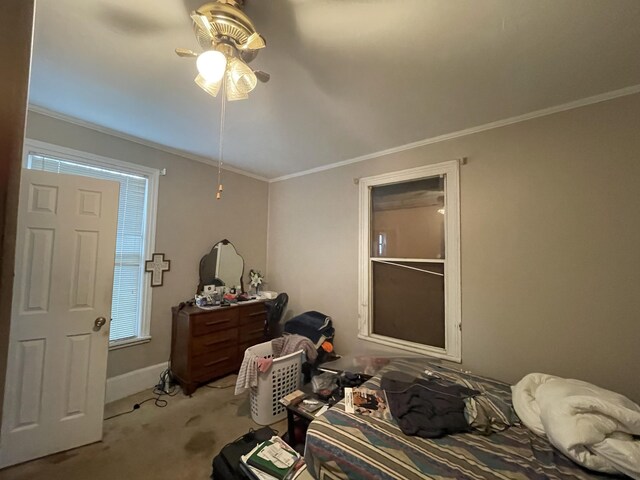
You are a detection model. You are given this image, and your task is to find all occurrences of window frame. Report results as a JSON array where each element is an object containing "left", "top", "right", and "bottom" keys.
[
  {"left": 358, "top": 160, "right": 462, "bottom": 362},
  {"left": 23, "top": 139, "right": 159, "bottom": 350}
]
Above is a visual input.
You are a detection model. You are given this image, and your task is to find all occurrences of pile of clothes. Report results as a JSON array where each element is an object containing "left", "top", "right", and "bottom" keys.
[
  {"left": 380, "top": 369, "right": 517, "bottom": 438},
  {"left": 382, "top": 373, "right": 478, "bottom": 438}
]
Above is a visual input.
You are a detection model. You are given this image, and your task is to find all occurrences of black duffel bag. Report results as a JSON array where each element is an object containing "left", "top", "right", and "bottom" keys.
[
  {"left": 284, "top": 311, "right": 334, "bottom": 345},
  {"left": 211, "top": 426, "right": 277, "bottom": 479}
]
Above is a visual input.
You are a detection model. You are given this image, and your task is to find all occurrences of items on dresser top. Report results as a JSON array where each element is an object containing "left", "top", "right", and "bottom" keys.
[
  {"left": 195, "top": 290, "right": 256, "bottom": 308},
  {"left": 170, "top": 301, "right": 268, "bottom": 395}
]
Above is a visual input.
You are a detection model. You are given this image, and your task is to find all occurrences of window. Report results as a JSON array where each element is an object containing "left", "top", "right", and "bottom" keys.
[
  {"left": 25, "top": 141, "right": 158, "bottom": 348},
  {"left": 358, "top": 161, "right": 461, "bottom": 361}
]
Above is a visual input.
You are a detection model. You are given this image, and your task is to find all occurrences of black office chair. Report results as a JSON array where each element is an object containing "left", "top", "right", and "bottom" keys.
[{"left": 264, "top": 293, "right": 289, "bottom": 340}]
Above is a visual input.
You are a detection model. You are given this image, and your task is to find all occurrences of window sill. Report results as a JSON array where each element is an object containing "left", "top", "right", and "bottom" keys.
[
  {"left": 357, "top": 333, "right": 461, "bottom": 363},
  {"left": 109, "top": 336, "right": 152, "bottom": 351}
]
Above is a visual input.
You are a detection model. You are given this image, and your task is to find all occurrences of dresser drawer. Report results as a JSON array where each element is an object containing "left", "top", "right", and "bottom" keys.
[
  {"left": 192, "top": 328, "right": 238, "bottom": 357},
  {"left": 239, "top": 302, "right": 267, "bottom": 326},
  {"left": 239, "top": 320, "right": 264, "bottom": 343},
  {"left": 192, "top": 346, "right": 237, "bottom": 381},
  {"left": 172, "top": 302, "right": 268, "bottom": 395},
  {"left": 192, "top": 309, "right": 238, "bottom": 336}
]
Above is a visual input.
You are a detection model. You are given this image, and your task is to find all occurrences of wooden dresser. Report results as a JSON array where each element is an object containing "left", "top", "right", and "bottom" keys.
[{"left": 171, "top": 300, "right": 267, "bottom": 394}]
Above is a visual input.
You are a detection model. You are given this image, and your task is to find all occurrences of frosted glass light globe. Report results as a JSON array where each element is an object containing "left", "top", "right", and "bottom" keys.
[
  {"left": 229, "top": 58, "right": 257, "bottom": 94},
  {"left": 196, "top": 50, "right": 227, "bottom": 82}
]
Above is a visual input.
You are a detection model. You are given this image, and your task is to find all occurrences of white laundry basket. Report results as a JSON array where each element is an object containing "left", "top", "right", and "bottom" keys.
[{"left": 247, "top": 341, "right": 303, "bottom": 425}]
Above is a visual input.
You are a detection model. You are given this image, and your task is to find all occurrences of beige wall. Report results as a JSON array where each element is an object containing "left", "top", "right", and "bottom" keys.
[
  {"left": 0, "top": 0, "right": 35, "bottom": 427},
  {"left": 26, "top": 112, "right": 269, "bottom": 378},
  {"left": 267, "top": 93, "right": 640, "bottom": 402}
]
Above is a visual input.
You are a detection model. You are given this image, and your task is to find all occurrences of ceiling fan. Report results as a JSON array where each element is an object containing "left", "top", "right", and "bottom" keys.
[{"left": 175, "top": 0, "right": 270, "bottom": 101}]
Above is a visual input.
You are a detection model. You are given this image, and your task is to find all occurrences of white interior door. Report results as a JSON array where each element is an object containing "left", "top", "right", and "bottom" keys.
[{"left": 0, "top": 169, "right": 119, "bottom": 468}]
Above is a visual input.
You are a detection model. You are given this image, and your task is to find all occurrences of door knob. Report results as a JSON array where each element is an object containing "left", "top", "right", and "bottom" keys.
[{"left": 94, "top": 317, "right": 107, "bottom": 330}]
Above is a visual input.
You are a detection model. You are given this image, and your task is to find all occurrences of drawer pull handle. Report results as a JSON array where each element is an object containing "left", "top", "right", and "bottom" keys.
[
  {"left": 204, "top": 340, "right": 225, "bottom": 347},
  {"left": 248, "top": 312, "right": 264, "bottom": 317},
  {"left": 205, "top": 319, "right": 230, "bottom": 326},
  {"left": 203, "top": 357, "right": 230, "bottom": 367}
]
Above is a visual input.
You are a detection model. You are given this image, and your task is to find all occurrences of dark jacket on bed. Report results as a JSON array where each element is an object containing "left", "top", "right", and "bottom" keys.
[{"left": 381, "top": 374, "right": 478, "bottom": 438}]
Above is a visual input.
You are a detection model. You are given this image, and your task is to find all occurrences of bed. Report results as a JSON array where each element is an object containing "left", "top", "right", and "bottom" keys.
[{"left": 304, "top": 358, "right": 623, "bottom": 480}]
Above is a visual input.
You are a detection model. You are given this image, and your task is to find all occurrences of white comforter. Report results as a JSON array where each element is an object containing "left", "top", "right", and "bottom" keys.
[{"left": 512, "top": 373, "right": 640, "bottom": 479}]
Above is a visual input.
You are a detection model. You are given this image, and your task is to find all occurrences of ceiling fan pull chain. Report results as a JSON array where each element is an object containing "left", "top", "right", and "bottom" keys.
[{"left": 216, "top": 82, "right": 226, "bottom": 200}]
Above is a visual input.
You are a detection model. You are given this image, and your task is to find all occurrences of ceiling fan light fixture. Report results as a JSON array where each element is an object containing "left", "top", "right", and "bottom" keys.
[
  {"left": 224, "top": 74, "right": 249, "bottom": 101},
  {"left": 228, "top": 57, "right": 257, "bottom": 94},
  {"left": 176, "top": 0, "right": 270, "bottom": 199},
  {"left": 177, "top": 1, "right": 270, "bottom": 101},
  {"left": 195, "top": 73, "right": 222, "bottom": 97},
  {"left": 196, "top": 50, "right": 227, "bottom": 82}
]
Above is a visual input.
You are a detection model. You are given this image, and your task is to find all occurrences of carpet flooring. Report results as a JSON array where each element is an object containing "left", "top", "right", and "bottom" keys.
[{"left": 0, "top": 375, "right": 287, "bottom": 480}]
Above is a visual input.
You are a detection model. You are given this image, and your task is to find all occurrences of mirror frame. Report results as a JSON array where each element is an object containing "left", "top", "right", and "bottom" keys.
[{"left": 197, "top": 239, "right": 245, "bottom": 294}]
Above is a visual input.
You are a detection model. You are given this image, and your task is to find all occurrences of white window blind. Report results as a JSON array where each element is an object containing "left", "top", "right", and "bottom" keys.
[{"left": 28, "top": 154, "right": 149, "bottom": 342}]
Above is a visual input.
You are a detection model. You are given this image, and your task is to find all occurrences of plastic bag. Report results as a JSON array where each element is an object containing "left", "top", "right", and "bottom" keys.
[{"left": 311, "top": 372, "right": 338, "bottom": 396}]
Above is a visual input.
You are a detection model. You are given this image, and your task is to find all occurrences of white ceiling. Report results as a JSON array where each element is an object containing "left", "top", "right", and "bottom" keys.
[{"left": 29, "top": 0, "right": 640, "bottom": 179}]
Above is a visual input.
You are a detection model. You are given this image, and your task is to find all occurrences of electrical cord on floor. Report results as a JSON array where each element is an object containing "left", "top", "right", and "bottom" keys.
[
  {"left": 153, "top": 368, "right": 181, "bottom": 403},
  {"left": 104, "top": 368, "right": 180, "bottom": 421}
]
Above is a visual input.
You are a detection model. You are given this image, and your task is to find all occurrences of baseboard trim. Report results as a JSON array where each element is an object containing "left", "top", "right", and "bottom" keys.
[{"left": 105, "top": 362, "right": 168, "bottom": 404}]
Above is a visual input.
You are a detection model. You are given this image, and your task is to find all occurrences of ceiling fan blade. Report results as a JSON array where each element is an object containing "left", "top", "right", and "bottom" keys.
[
  {"left": 254, "top": 70, "right": 270, "bottom": 83},
  {"left": 195, "top": 74, "right": 222, "bottom": 98},
  {"left": 175, "top": 48, "right": 198, "bottom": 58},
  {"left": 191, "top": 12, "right": 212, "bottom": 36},
  {"left": 240, "top": 32, "right": 266, "bottom": 50}
]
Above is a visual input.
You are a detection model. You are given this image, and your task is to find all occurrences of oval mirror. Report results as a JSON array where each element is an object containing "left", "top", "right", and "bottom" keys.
[{"left": 198, "top": 239, "right": 245, "bottom": 293}]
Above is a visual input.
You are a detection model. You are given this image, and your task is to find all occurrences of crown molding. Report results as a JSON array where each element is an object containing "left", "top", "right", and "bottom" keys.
[
  {"left": 29, "top": 83, "right": 640, "bottom": 185},
  {"left": 27, "top": 104, "right": 270, "bottom": 183},
  {"left": 269, "top": 84, "right": 640, "bottom": 183}
]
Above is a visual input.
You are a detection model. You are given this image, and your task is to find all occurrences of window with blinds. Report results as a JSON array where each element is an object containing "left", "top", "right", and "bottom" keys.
[{"left": 28, "top": 153, "right": 150, "bottom": 343}]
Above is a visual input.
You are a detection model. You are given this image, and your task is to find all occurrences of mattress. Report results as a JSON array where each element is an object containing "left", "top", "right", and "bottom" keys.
[{"left": 304, "top": 358, "right": 621, "bottom": 480}]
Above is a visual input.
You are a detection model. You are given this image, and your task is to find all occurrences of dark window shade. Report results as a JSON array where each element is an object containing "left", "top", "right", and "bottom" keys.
[{"left": 372, "top": 261, "right": 445, "bottom": 348}]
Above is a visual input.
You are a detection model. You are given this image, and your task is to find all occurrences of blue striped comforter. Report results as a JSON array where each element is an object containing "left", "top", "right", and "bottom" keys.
[{"left": 305, "top": 359, "right": 622, "bottom": 479}]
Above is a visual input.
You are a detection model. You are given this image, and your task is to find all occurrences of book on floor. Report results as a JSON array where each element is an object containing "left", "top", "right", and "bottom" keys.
[
  {"left": 241, "top": 436, "right": 301, "bottom": 480},
  {"left": 240, "top": 460, "right": 307, "bottom": 480},
  {"left": 239, "top": 459, "right": 277, "bottom": 480}
]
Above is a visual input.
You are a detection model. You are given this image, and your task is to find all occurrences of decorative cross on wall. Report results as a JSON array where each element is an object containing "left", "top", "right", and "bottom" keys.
[{"left": 145, "top": 253, "right": 170, "bottom": 287}]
